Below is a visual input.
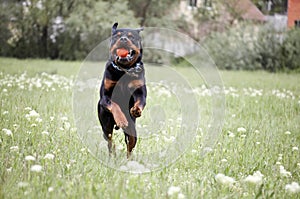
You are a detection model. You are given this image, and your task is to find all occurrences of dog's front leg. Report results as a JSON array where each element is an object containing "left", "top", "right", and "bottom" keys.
[
  {"left": 101, "top": 78, "right": 128, "bottom": 129},
  {"left": 130, "top": 85, "right": 147, "bottom": 118}
]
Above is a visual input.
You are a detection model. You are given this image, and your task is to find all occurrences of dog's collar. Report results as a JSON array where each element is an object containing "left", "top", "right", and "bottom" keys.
[{"left": 111, "top": 61, "right": 143, "bottom": 77}]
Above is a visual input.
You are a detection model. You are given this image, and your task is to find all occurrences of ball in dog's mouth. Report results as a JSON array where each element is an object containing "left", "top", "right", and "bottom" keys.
[
  {"left": 117, "top": 48, "right": 128, "bottom": 58},
  {"left": 116, "top": 49, "right": 136, "bottom": 62}
]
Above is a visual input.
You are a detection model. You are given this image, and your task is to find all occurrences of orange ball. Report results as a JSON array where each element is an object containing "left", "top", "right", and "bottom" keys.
[{"left": 117, "top": 48, "right": 128, "bottom": 57}]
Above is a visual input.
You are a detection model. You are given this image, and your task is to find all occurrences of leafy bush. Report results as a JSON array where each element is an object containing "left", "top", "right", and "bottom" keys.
[{"left": 202, "top": 23, "right": 300, "bottom": 72}]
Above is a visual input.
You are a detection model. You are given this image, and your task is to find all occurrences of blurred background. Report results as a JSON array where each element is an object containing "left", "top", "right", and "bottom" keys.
[{"left": 0, "top": 0, "right": 299, "bottom": 72}]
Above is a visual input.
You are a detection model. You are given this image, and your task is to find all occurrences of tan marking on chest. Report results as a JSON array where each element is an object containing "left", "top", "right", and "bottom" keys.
[
  {"left": 128, "top": 80, "right": 144, "bottom": 88},
  {"left": 104, "top": 78, "right": 117, "bottom": 90}
]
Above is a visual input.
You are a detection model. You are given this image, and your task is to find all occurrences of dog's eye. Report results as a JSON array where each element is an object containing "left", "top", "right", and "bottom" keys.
[{"left": 128, "top": 34, "right": 134, "bottom": 39}]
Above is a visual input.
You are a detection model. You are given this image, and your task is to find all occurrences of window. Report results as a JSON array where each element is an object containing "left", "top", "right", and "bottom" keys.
[
  {"left": 189, "top": 0, "right": 197, "bottom": 7},
  {"left": 295, "top": 20, "right": 300, "bottom": 28}
]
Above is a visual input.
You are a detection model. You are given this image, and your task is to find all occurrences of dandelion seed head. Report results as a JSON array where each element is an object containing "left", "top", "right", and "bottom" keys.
[
  {"left": 24, "top": 107, "right": 32, "bottom": 111},
  {"left": 292, "top": 147, "right": 298, "bottom": 151},
  {"left": 215, "top": 173, "right": 235, "bottom": 186},
  {"left": 64, "top": 122, "right": 71, "bottom": 130},
  {"left": 18, "top": 182, "right": 29, "bottom": 188},
  {"left": 41, "top": 131, "right": 49, "bottom": 135},
  {"left": 285, "top": 131, "right": 291, "bottom": 135},
  {"left": 35, "top": 117, "right": 42, "bottom": 123},
  {"left": 25, "top": 155, "right": 36, "bottom": 161},
  {"left": 2, "top": 128, "right": 13, "bottom": 136},
  {"left": 44, "top": 153, "right": 55, "bottom": 160},
  {"left": 285, "top": 182, "right": 300, "bottom": 193},
  {"left": 178, "top": 193, "right": 185, "bottom": 199},
  {"left": 244, "top": 171, "right": 264, "bottom": 184},
  {"left": 10, "top": 146, "right": 19, "bottom": 152},
  {"left": 280, "top": 165, "right": 292, "bottom": 177},
  {"left": 228, "top": 131, "right": 235, "bottom": 137},
  {"left": 48, "top": 187, "right": 54, "bottom": 192},
  {"left": 61, "top": 116, "right": 68, "bottom": 121},
  {"left": 30, "top": 165, "right": 42, "bottom": 172},
  {"left": 167, "top": 186, "right": 181, "bottom": 196},
  {"left": 237, "top": 127, "right": 246, "bottom": 133}
]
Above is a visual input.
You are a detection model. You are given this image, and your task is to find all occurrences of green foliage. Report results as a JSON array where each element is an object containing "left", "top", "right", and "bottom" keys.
[
  {"left": 60, "top": 0, "right": 139, "bottom": 60},
  {"left": 203, "top": 24, "right": 300, "bottom": 72},
  {"left": 281, "top": 29, "right": 300, "bottom": 71},
  {"left": 128, "top": 0, "right": 180, "bottom": 27},
  {"left": 0, "top": 0, "right": 180, "bottom": 60}
]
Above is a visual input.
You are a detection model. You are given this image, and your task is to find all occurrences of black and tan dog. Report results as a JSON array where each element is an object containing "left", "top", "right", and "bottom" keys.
[{"left": 98, "top": 23, "right": 146, "bottom": 158}]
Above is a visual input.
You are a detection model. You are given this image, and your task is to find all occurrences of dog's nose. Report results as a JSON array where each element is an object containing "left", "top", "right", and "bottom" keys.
[{"left": 120, "top": 37, "right": 128, "bottom": 43}]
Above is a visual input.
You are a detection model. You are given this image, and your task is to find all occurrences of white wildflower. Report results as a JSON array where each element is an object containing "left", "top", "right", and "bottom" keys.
[
  {"left": 285, "top": 182, "right": 300, "bottom": 194},
  {"left": 215, "top": 173, "right": 235, "bottom": 186},
  {"left": 30, "top": 165, "right": 42, "bottom": 172},
  {"left": 48, "top": 187, "right": 54, "bottom": 192},
  {"left": 10, "top": 146, "right": 19, "bottom": 152},
  {"left": 18, "top": 182, "right": 29, "bottom": 188},
  {"left": 285, "top": 131, "right": 291, "bottom": 135},
  {"left": 44, "top": 153, "right": 55, "bottom": 160},
  {"left": 35, "top": 117, "right": 43, "bottom": 123},
  {"left": 191, "top": 149, "right": 197, "bottom": 153},
  {"left": 167, "top": 186, "right": 181, "bottom": 196},
  {"left": 41, "top": 131, "right": 49, "bottom": 135},
  {"left": 221, "top": 159, "right": 228, "bottom": 163},
  {"left": 2, "top": 128, "right": 13, "bottom": 136},
  {"left": 228, "top": 131, "right": 235, "bottom": 137},
  {"left": 244, "top": 171, "right": 264, "bottom": 184},
  {"left": 61, "top": 116, "right": 68, "bottom": 121},
  {"left": 64, "top": 122, "right": 71, "bottom": 130},
  {"left": 254, "top": 130, "right": 260, "bottom": 134},
  {"left": 240, "top": 134, "right": 246, "bottom": 138},
  {"left": 27, "top": 110, "right": 40, "bottom": 118},
  {"left": 25, "top": 155, "right": 36, "bottom": 161},
  {"left": 2, "top": 111, "right": 9, "bottom": 115},
  {"left": 203, "top": 147, "right": 213, "bottom": 153},
  {"left": 280, "top": 165, "right": 292, "bottom": 177},
  {"left": 237, "top": 127, "right": 246, "bottom": 133},
  {"left": 292, "top": 147, "right": 299, "bottom": 151},
  {"left": 178, "top": 193, "right": 185, "bottom": 199},
  {"left": 24, "top": 107, "right": 32, "bottom": 111}
]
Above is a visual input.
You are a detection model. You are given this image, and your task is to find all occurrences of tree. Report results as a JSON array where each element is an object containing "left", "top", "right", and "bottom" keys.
[
  {"left": 127, "top": 0, "right": 180, "bottom": 28},
  {"left": 0, "top": 0, "right": 139, "bottom": 60}
]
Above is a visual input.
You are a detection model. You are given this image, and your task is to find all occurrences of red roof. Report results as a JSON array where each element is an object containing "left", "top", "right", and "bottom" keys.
[{"left": 231, "top": 0, "right": 266, "bottom": 21}]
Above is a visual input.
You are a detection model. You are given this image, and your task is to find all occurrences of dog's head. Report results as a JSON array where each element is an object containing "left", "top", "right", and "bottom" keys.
[{"left": 110, "top": 23, "right": 143, "bottom": 68}]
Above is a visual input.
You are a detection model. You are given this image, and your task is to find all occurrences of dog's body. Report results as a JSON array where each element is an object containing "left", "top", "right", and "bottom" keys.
[{"left": 98, "top": 23, "right": 146, "bottom": 158}]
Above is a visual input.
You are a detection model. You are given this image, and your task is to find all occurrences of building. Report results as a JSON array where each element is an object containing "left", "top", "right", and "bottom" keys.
[{"left": 287, "top": 0, "right": 300, "bottom": 27}]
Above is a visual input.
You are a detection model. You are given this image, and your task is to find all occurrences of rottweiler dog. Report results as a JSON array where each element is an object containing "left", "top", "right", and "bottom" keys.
[{"left": 98, "top": 23, "right": 146, "bottom": 158}]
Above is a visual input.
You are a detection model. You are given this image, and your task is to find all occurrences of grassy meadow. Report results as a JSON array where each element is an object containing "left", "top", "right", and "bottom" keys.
[{"left": 1, "top": 57, "right": 300, "bottom": 198}]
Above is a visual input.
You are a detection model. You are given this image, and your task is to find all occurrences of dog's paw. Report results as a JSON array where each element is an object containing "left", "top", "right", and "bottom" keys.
[
  {"left": 113, "top": 113, "right": 128, "bottom": 129},
  {"left": 130, "top": 106, "right": 142, "bottom": 118}
]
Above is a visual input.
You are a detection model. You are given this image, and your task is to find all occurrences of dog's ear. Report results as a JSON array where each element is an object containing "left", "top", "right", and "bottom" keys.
[
  {"left": 112, "top": 22, "right": 118, "bottom": 34},
  {"left": 136, "top": 27, "right": 144, "bottom": 34}
]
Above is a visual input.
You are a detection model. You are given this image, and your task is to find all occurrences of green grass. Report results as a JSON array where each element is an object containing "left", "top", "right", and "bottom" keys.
[{"left": 1, "top": 57, "right": 300, "bottom": 198}]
